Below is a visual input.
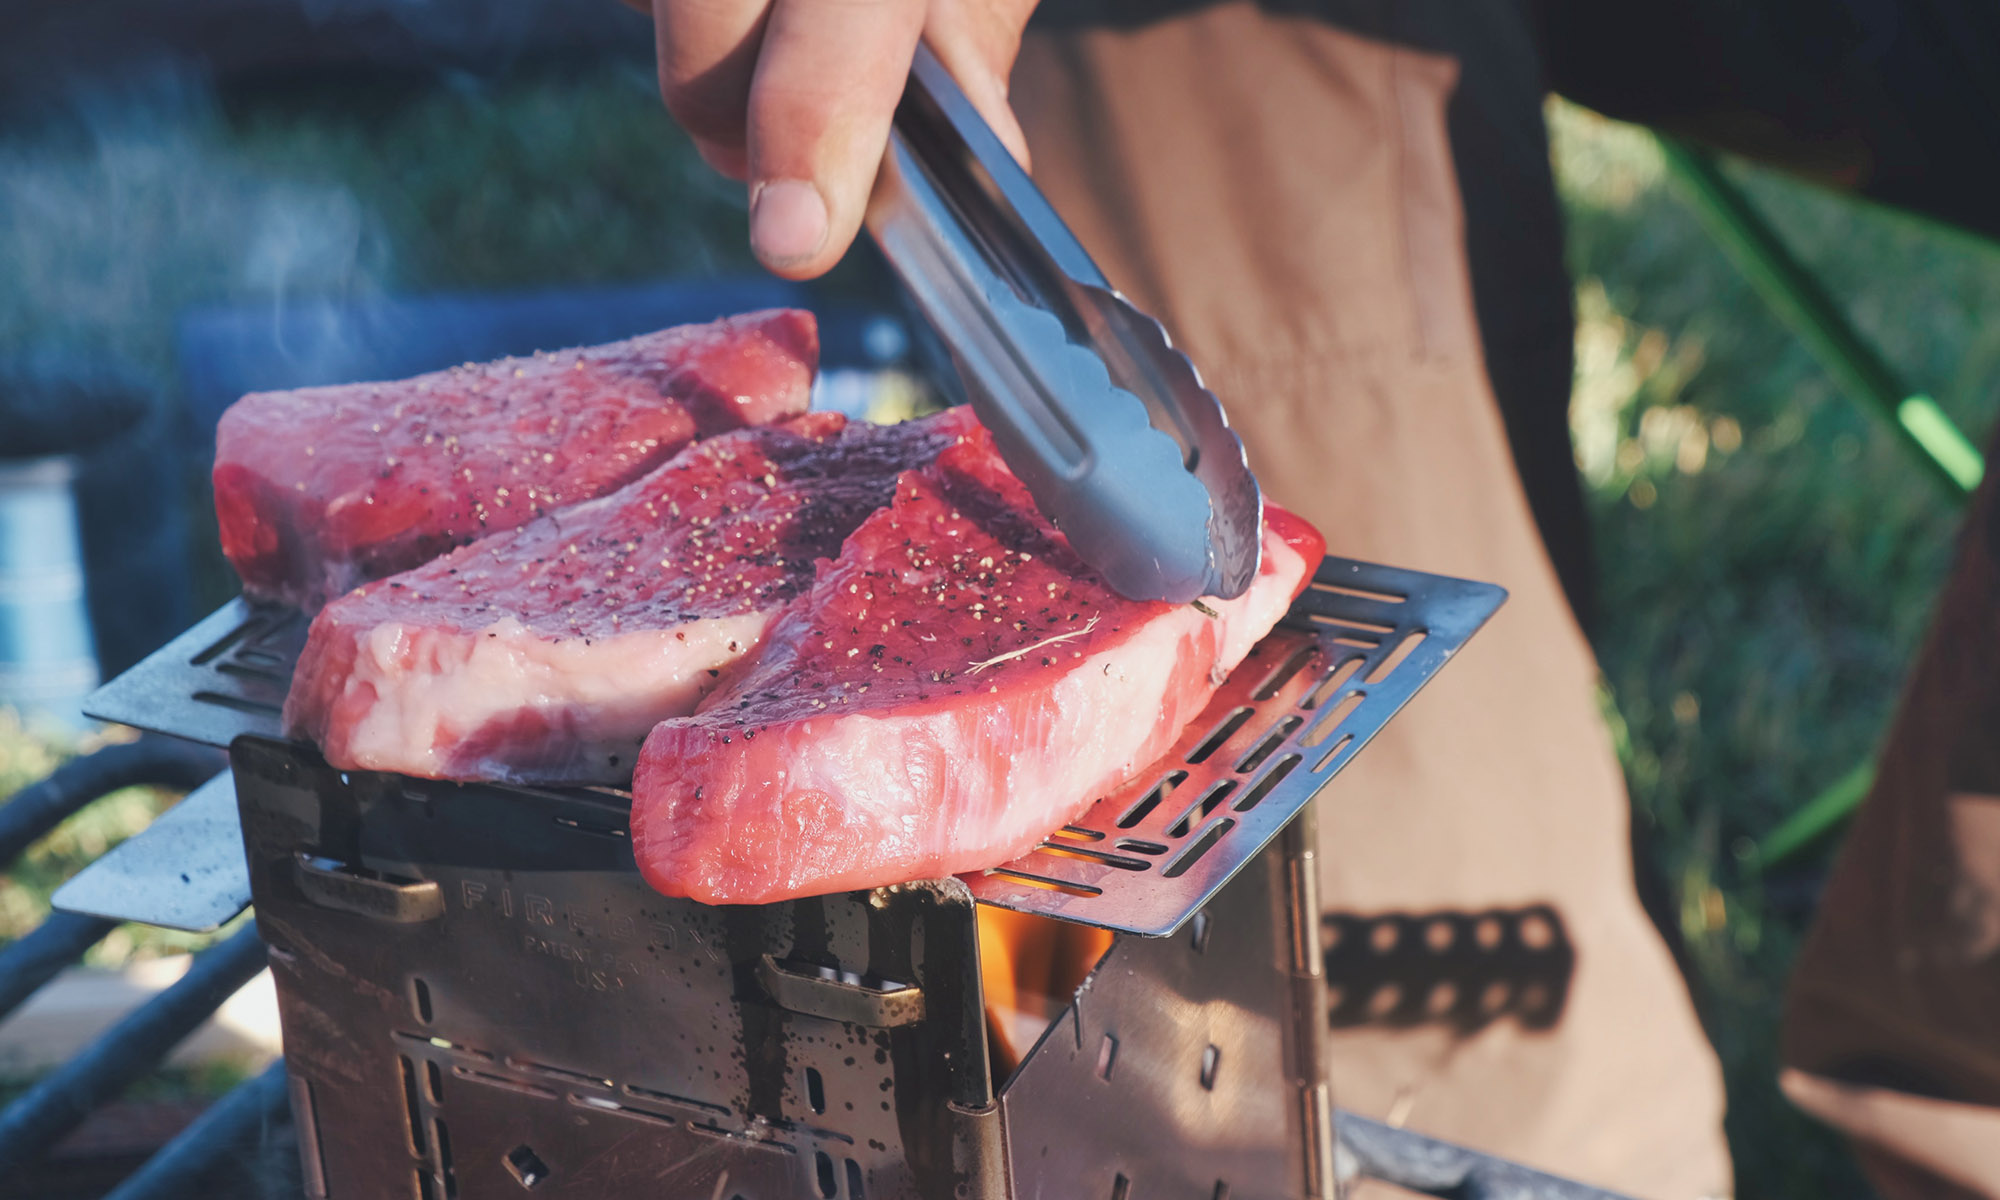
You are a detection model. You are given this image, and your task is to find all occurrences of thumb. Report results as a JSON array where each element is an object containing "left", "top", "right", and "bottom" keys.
[{"left": 745, "top": 0, "right": 927, "bottom": 278}]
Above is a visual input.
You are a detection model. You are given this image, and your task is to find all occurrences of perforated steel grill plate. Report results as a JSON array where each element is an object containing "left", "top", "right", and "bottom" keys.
[
  {"left": 86, "top": 557, "right": 1501, "bottom": 938},
  {"left": 84, "top": 597, "right": 301, "bottom": 745},
  {"left": 964, "top": 558, "right": 1504, "bottom": 934}
]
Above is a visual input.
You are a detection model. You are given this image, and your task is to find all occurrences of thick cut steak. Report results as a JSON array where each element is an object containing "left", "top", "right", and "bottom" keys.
[
  {"left": 632, "top": 424, "right": 1323, "bottom": 905},
  {"left": 285, "top": 408, "right": 974, "bottom": 783},
  {"left": 214, "top": 310, "right": 816, "bottom": 610}
]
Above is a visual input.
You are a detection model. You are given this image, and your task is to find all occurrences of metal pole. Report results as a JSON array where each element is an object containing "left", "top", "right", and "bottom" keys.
[
  {"left": 0, "top": 925, "right": 267, "bottom": 1171},
  {"left": 0, "top": 737, "right": 222, "bottom": 866},
  {"left": 99, "top": 1062, "right": 291, "bottom": 1200},
  {"left": 0, "top": 909, "right": 115, "bottom": 1022},
  {"left": 1335, "top": 1110, "right": 1635, "bottom": 1199},
  {"left": 1659, "top": 138, "right": 1984, "bottom": 864},
  {"left": 1747, "top": 760, "right": 1875, "bottom": 872},
  {"left": 1660, "top": 138, "right": 1984, "bottom": 498}
]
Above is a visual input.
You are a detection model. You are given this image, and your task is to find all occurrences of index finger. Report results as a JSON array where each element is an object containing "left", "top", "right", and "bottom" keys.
[
  {"left": 744, "top": 0, "right": 927, "bottom": 277},
  {"left": 652, "top": 0, "right": 771, "bottom": 179}
]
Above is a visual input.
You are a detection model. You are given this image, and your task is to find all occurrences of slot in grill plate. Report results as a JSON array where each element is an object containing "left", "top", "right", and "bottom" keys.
[
  {"left": 84, "top": 597, "right": 303, "bottom": 745},
  {"left": 84, "top": 556, "right": 1501, "bottom": 937},
  {"left": 966, "top": 557, "right": 1503, "bottom": 934}
]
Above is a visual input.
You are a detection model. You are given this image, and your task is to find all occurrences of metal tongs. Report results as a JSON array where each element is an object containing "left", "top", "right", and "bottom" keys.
[{"left": 865, "top": 45, "right": 1263, "bottom": 603}]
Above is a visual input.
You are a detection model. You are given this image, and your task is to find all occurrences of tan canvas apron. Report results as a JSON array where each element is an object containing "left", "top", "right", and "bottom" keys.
[{"left": 1012, "top": 6, "right": 1732, "bottom": 1196}]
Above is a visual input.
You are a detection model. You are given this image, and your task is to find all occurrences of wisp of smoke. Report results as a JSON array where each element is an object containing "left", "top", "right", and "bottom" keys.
[{"left": 0, "top": 61, "right": 393, "bottom": 384}]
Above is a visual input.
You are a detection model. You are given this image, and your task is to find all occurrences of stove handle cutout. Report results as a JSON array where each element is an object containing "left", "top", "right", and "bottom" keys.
[
  {"left": 756, "top": 955, "right": 926, "bottom": 1027},
  {"left": 293, "top": 852, "right": 444, "bottom": 923}
]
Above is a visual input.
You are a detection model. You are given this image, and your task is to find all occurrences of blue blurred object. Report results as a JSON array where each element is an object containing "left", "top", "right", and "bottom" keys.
[
  {"left": 75, "top": 407, "right": 195, "bottom": 676},
  {"left": 0, "top": 357, "right": 186, "bottom": 713},
  {"left": 175, "top": 277, "right": 921, "bottom": 450},
  {"left": 0, "top": 458, "right": 98, "bottom": 729}
]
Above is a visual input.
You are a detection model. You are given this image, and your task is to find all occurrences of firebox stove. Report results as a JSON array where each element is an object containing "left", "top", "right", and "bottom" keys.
[{"left": 58, "top": 554, "right": 1543, "bottom": 1200}]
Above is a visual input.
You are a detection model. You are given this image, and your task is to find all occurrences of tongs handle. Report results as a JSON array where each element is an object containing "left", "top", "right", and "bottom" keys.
[
  {"left": 881, "top": 45, "right": 1109, "bottom": 295},
  {"left": 866, "top": 45, "right": 1107, "bottom": 479}
]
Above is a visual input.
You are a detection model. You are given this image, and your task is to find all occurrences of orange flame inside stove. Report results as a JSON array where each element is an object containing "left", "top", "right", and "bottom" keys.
[{"left": 976, "top": 907, "right": 1113, "bottom": 1076}]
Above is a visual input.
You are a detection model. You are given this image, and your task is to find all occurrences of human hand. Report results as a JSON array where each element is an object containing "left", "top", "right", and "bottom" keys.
[{"left": 651, "top": 0, "right": 1039, "bottom": 279}]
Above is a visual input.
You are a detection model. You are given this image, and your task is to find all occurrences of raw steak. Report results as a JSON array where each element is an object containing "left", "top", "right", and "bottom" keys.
[
  {"left": 285, "top": 408, "right": 976, "bottom": 783},
  {"left": 214, "top": 310, "right": 816, "bottom": 610},
  {"left": 631, "top": 424, "right": 1324, "bottom": 905}
]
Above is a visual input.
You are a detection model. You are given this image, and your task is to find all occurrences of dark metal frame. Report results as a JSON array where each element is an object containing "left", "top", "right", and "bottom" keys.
[
  {"left": 1336, "top": 1112, "right": 1637, "bottom": 1199},
  {"left": 229, "top": 734, "right": 1326, "bottom": 1199}
]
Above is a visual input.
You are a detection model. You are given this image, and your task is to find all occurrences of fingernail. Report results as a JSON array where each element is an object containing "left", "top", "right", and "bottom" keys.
[{"left": 750, "top": 179, "right": 828, "bottom": 266}]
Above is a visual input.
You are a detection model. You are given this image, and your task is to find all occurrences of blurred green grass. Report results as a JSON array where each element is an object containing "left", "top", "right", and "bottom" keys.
[
  {"left": 4, "top": 64, "right": 1997, "bottom": 1197},
  {"left": 1552, "top": 100, "right": 1999, "bottom": 1197},
  {"left": 0, "top": 718, "right": 228, "bottom": 966}
]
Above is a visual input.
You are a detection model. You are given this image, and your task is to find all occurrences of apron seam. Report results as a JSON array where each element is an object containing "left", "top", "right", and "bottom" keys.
[{"left": 1386, "top": 43, "right": 1429, "bottom": 363}]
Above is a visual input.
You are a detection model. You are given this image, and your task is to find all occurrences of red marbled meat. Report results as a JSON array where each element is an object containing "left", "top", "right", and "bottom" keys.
[
  {"left": 284, "top": 408, "right": 976, "bottom": 784},
  {"left": 632, "top": 423, "right": 1324, "bottom": 905},
  {"left": 214, "top": 310, "right": 816, "bottom": 610}
]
